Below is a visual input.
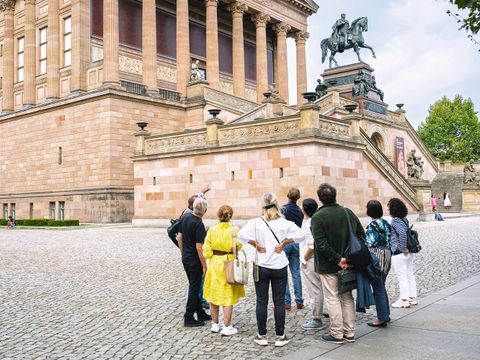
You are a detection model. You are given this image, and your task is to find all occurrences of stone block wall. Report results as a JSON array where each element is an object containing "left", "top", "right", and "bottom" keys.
[{"left": 133, "top": 143, "right": 417, "bottom": 221}]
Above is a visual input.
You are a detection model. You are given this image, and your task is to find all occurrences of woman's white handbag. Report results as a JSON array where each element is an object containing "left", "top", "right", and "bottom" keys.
[{"left": 225, "top": 229, "right": 249, "bottom": 285}]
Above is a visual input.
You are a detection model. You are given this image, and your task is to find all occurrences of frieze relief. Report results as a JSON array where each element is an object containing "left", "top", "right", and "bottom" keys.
[
  {"left": 245, "top": 87, "right": 257, "bottom": 102},
  {"left": 219, "top": 81, "right": 234, "bottom": 95},
  {"left": 387, "top": 111, "right": 403, "bottom": 123},
  {"left": 145, "top": 133, "right": 207, "bottom": 155},
  {"left": 156, "top": 65, "right": 176, "bottom": 83},
  {"left": 204, "top": 87, "right": 258, "bottom": 113},
  {"left": 220, "top": 120, "right": 300, "bottom": 145},
  {"left": 318, "top": 119, "right": 350, "bottom": 138},
  {"left": 119, "top": 55, "right": 142, "bottom": 75}
]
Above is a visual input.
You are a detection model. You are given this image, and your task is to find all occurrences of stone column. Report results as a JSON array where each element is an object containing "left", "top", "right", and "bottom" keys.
[
  {"left": 252, "top": 13, "right": 270, "bottom": 103},
  {"left": 103, "top": 0, "right": 120, "bottom": 86},
  {"left": 229, "top": 2, "right": 247, "bottom": 97},
  {"left": 143, "top": 0, "right": 157, "bottom": 94},
  {"left": 46, "top": 0, "right": 60, "bottom": 99},
  {"left": 176, "top": 0, "right": 190, "bottom": 96},
  {"left": 71, "top": 0, "right": 90, "bottom": 92},
  {"left": 274, "top": 22, "right": 291, "bottom": 103},
  {"left": 205, "top": 0, "right": 219, "bottom": 89},
  {"left": 24, "top": 0, "right": 36, "bottom": 105},
  {"left": 2, "top": 5, "right": 15, "bottom": 112},
  {"left": 295, "top": 31, "right": 309, "bottom": 106}
]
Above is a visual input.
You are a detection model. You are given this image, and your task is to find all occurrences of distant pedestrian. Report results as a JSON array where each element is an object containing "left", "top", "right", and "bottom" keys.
[
  {"left": 281, "top": 187, "right": 304, "bottom": 310},
  {"left": 203, "top": 205, "right": 245, "bottom": 336},
  {"left": 443, "top": 192, "right": 451, "bottom": 210},
  {"left": 238, "top": 193, "right": 305, "bottom": 347},
  {"left": 299, "top": 198, "right": 327, "bottom": 331},
  {"left": 6, "top": 216, "right": 15, "bottom": 229},
  {"left": 388, "top": 198, "right": 418, "bottom": 308},
  {"left": 365, "top": 200, "right": 392, "bottom": 327},
  {"left": 430, "top": 195, "right": 437, "bottom": 212},
  {"left": 311, "top": 183, "right": 365, "bottom": 344},
  {"left": 179, "top": 197, "right": 212, "bottom": 327}
]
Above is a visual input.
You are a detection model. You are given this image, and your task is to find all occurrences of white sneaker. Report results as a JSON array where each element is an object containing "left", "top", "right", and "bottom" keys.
[
  {"left": 409, "top": 298, "right": 418, "bottom": 305},
  {"left": 211, "top": 323, "right": 223, "bottom": 333},
  {"left": 275, "top": 335, "right": 290, "bottom": 347},
  {"left": 392, "top": 299, "right": 411, "bottom": 308},
  {"left": 220, "top": 326, "right": 238, "bottom": 336},
  {"left": 253, "top": 334, "right": 268, "bottom": 346}
]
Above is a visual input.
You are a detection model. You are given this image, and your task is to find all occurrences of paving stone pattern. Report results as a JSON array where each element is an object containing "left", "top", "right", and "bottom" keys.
[{"left": 1, "top": 217, "right": 479, "bottom": 359}]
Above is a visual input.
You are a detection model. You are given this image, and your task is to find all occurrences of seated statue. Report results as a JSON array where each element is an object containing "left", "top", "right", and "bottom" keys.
[
  {"left": 190, "top": 60, "right": 202, "bottom": 82},
  {"left": 406, "top": 149, "right": 423, "bottom": 179},
  {"left": 352, "top": 70, "right": 371, "bottom": 98},
  {"left": 464, "top": 159, "right": 479, "bottom": 185},
  {"left": 315, "top": 79, "right": 328, "bottom": 99}
]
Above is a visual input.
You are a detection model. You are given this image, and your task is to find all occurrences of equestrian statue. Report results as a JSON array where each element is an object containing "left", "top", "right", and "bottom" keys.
[{"left": 321, "top": 14, "right": 376, "bottom": 68}]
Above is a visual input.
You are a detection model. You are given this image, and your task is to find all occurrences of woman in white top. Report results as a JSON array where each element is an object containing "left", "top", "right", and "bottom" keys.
[
  {"left": 238, "top": 193, "right": 305, "bottom": 348},
  {"left": 299, "top": 198, "right": 327, "bottom": 331},
  {"left": 443, "top": 191, "right": 451, "bottom": 210}
]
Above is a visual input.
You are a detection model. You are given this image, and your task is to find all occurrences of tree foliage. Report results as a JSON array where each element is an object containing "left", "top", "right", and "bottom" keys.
[
  {"left": 447, "top": 0, "right": 480, "bottom": 48},
  {"left": 418, "top": 95, "right": 480, "bottom": 162}
]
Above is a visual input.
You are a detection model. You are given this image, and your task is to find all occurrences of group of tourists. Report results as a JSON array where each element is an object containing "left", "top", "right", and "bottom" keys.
[{"left": 174, "top": 183, "right": 418, "bottom": 346}]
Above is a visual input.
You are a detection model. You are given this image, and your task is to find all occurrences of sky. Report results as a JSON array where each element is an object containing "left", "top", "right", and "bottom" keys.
[{"left": 287, "top": 0, "right": 480, "bottom": 129}]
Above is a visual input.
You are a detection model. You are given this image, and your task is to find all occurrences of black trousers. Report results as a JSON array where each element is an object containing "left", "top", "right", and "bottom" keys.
[
  {"left": 254, "top": 265, "right": 288, "bottom": 336},
  {"left": 183, "top": 263, "right": 204, "bottom": 319}
]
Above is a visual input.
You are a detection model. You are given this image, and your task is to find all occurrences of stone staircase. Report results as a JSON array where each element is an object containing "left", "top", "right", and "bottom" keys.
[
  {"left": 430, "top": 172, "right": 464, "bottom": 212},
  {"left": 360, "top": 129, "right": 420, "bottom": 210}
]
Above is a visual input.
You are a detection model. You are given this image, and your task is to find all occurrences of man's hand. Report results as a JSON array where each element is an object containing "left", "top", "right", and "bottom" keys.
[
  {"left": 256, "top": 243, "right": 266, "bottom": 253},
  {"left": 203, "top": 266, "right": 207, "bottom": 276},
  {"left": 202, "top": 184, "right": 211, "bottom": 194},
  {"left": 338, "top": 257, "right": 348, "bottom": 269},
  {"left": 274, "top": 244, "right": 284, "bottom": 254}
]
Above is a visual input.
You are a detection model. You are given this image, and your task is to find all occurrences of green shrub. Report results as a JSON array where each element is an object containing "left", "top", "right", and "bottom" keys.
[
  {"left": 7, "top": 218, "right": 80, "bottom": 226},
  {"left": 46, "top": 219, "right": 80, "bottom": 226},
  {"left": 0, "top": 219, "right": 6, "bottom": 226}
]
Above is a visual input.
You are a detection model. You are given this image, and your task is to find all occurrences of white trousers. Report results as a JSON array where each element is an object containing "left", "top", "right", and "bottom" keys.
[{"left": 391, "top": 253, "right": 417, "bottom": 300}]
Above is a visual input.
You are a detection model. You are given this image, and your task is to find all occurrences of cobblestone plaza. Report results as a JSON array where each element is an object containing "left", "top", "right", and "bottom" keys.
[{"left": 1, "top": 217, "right": 479, "bottom": 359}]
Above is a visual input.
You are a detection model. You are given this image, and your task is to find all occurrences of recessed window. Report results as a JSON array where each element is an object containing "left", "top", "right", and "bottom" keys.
[
  {"left": 58, "top": 147, "right": 63, "bottom": 165},
  {"left": 17, "top": 37, "right": 24, "bottom": 82},
  {"left": 10, "top": 203, "right": 16, "bottom": 219},
  {"left": 3, "top": 203, "right": 8, "bottom": 219},
  {"left": 231, "top": 171, "right": 235, "bottom": 181},
  {"left": 248, "top": 169, "right": 253, "bottom": 180},
  {"left": 153, "top": 177, "right": 156, "bottom": 186},
  {"left": 63, "top": 17, "right": 72, "bottom": 67},
  {"left": 189, "top": 174, "right": 193, "bottom": 184},
  {"left": 39, "top": 27, "right": 47, "bottom": 75},
  {"left": 279, "top": 168, "right": 284, "bottom": 178},
  {"left": 29, "top": 203, "right": 34, "bottom": 219},
  {"left": 59, "top": 202, "right": 65, "bottom": 220},
  {"left": 49, "top": 202, "right": 56, "bottom": 219}
]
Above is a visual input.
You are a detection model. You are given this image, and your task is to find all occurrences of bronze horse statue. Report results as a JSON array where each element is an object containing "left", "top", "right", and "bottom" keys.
[{"left": 321, "top": 17, "right": 376, "bottom": 68}]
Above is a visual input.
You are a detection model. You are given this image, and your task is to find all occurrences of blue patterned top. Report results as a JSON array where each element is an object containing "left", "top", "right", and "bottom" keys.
[{"left": 365, "top": 218, "right": 392, "bottom": 249}]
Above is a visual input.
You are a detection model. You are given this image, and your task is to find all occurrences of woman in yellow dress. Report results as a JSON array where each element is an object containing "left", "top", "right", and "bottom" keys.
[{"left": 203, "top": 205, "right": 245, "bottom": 336}]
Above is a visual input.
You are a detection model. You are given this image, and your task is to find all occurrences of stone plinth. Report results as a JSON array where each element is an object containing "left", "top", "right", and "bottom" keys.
[
  {"left": 462, "top": 184, "right": 480, "bottom": 212},
  {"left": 321, "top": 62, "right": 388, "bottom": 119},
  {"left": 409, "top": 179, "right": 432, "bottom": 221}
]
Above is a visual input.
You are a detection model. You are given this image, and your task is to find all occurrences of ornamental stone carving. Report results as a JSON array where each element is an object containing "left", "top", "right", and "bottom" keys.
[
  {"left": 0, "top": 0, "right": 16, "bottom": 12},
  {"left": 251, "top": 13, "right": 271, "bottom": 27},
  {"left": 146, "top": 133, "right": 207, "bottom": 154},
  {"left": 220, "top": 120, "right": 300, "bottom": 144},
  {"left": 318, "top": 119, "right": 350, "bottom": 138},
  {"left": 204, "top": 87, "right": 257, "bottom": 113},
  {"left": 157, "top": 65, "right": 176, "bottom": 83},
  {"left": 273, "top": 22, "right": 291, "bottom": 35},
  {"left": 228, "top": 1, "right": 248, "bottom": 14},
  {"left": 119, "top": 55, "right": 142, "bottom": 75},
  {"left": 294, "top": 31, "right": 310, "bottom": 42}
]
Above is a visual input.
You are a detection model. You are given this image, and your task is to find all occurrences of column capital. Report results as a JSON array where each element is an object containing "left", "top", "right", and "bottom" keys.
[
  {"left": 294, "top": 31, "right": 310, "bottom": 43},
  {"left": 0, "top": 0, "right": 16, "bottom": 12},
  {"left": 251, "top": 12, "right": 271, "bottom": 27},
  {"left": 205, "top": 0, "right": 218, "bottom": 7},
  {"left": 228, "top": 1, "right": 248, "bottom": 15},
  {"left": 273, "top": 22, "right": 291, "bottom": 36},
  {"left": 24, "top": 0, "right": 35, "bottom": 5}
]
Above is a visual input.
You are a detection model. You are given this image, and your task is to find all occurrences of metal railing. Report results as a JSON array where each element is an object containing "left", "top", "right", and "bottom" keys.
[
  {"left": 158, "top": 88, "right": 181, "bottom": 102},
  {"left": 120, "top": 80, "right": 146, "bottom": 95}
]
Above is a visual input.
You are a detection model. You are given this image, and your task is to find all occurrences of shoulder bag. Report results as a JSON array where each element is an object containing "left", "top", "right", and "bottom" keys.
[
  {"left": 344, "top": 208, "right": 371, "bottom": 270},
  {"left": 401, "top": 218, "right": 422, "bottom": 253},
  {"left": 224, "top": 227, "right": 249, "bottom": 285},
  {"left": 337, "top": 268, "right": 357, "bottom": 294}
]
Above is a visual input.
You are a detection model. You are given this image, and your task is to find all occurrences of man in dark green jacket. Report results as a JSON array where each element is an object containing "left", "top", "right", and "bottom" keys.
[{"left": 311, "top": 183, "right": 365, "bottom": 344}]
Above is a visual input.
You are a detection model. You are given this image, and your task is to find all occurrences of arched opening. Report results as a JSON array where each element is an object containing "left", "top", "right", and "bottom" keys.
[{"left": 371, "top": 132, "right": 385, "bottom": 152}]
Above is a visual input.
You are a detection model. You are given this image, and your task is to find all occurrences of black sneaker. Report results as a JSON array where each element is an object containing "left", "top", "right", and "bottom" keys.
[
  {"left": 184, "top": 318, "right": 205, "bottom": 327},
  {"left": 321, "top": 334, "right": 344, "bottom": 344},
  {"left": 197, "top": 313, "right": 212, "bottom": 321}
]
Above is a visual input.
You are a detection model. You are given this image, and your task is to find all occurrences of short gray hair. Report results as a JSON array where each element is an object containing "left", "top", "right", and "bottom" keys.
[{"left": 193, "top": 197, "right": 208, "bottom": 215}]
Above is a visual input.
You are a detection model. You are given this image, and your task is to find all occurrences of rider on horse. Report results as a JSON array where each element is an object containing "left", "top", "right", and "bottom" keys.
[{"left": 331, "top": 14, "right": 350, "bottom": 51}]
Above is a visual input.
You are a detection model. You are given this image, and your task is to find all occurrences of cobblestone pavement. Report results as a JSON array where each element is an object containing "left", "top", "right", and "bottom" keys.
[{"left": 1, "top": 217, "right": 479, "bottom": 359}]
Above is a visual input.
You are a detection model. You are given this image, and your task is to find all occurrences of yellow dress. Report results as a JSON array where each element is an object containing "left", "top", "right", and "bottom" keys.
[{"left": 203, "top": 222, "right": 245, "bottom": 306}]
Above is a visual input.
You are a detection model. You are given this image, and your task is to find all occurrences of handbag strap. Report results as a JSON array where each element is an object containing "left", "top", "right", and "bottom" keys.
[
  {"left": 231, "top": 226, "right": 237, "bottom": 258},
  {"left": 259, "top": 217, "right": 280, "bottom": 244},
  {"left": 343, "top": 207, "right": 354, "bottom": 238}
]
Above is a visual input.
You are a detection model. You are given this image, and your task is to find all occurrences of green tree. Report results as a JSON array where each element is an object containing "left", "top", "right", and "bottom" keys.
[
  {"left": 418, "top": 95, "right": 480, "bottom": 162},
  {"left": 447, "top": 0, "right": 480, "bottom": 48}
]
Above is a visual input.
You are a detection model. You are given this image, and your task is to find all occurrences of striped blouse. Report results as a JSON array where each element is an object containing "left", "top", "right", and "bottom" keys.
[{"left": 391, "top": 217, "right": 408, "bottom": 253}]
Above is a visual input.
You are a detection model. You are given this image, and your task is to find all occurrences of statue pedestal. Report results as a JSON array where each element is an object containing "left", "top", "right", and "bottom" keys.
[
  {"left": 409, "top": 179, "right": 432, "bottom": 221},
  {"left": 321, "top": 62, "right": 388, "bottom": 119},
  {"left": 186, "top": 80, "right": 209, "bottom": 98},
  {"left": 462, "top": 184, "right": 480, "bottom": 212}
]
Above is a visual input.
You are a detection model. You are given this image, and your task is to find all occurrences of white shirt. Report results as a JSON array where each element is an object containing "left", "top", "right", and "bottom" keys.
[
  {"left": 238, "top": 217, "right": 305, "bottom": 269},
  {"left": 300, "top": 218, "right": 314, "bottom": 265}
]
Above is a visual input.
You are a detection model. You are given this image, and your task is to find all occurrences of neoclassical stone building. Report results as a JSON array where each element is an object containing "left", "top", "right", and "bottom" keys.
[{"left": 0, "top": 0, "right": 320, "bottom": 222}]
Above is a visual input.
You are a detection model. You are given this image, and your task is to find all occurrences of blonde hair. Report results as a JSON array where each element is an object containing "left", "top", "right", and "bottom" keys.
[
  {"left": 261, "top": 193, "right": 282, "bottom": 221},
  {"left": 217, "top": 204, "right": 233, "bottom": 222}
]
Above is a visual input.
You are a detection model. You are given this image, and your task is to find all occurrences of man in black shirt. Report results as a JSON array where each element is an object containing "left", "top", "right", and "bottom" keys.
[
  {"left": 282, "top": 187, "right": 304, "bottom": 310},
  {"left": 178, "top": 197, "right": 211, "bottom": 327}
]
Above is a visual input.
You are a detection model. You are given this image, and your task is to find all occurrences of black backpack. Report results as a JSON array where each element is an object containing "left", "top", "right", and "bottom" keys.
[
  {"left": 167, "top": 218, "right": 181, "bottom": 248},
  {"left": 401, "top": 218, "right": 421, "bottom": 253}
]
